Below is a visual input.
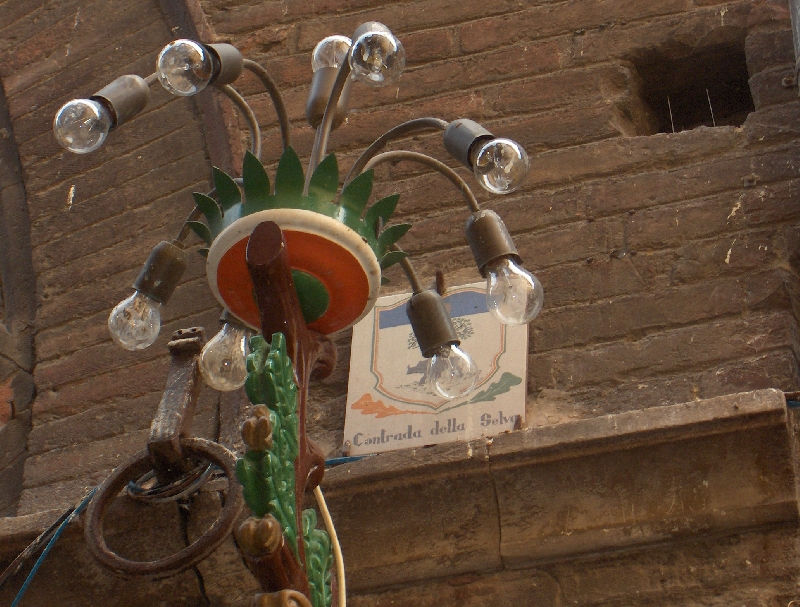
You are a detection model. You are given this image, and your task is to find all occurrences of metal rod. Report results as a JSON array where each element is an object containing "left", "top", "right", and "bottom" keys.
[
  {"left": 706, "top": 89, "right": 716, "bottom": 127},
  {"left": 219, "top": 84, "right": 262, "bottom": 160},
  {"left": 363, "top": 150, "right": 481, "bottom": 213},
  {"left": 305, "top": 59, "right": 352, "bottom": 192},
  {"left": 667, "top": 96, "right": 675, "bottom": 133},
  {"left": 144, "top": 72, "right": 159, "bottom": 86},
  {"left": 395, "top": 245, "right": 424, "bottom": 294},
  {"left": 242, "top": 59, "right": 291, "bottom": 151},
  {"left": 343, "top": 118, "right": 449, "bottom": 187},
  {"left": 303, "top": 125, "right": 325, "bottom": 195}
]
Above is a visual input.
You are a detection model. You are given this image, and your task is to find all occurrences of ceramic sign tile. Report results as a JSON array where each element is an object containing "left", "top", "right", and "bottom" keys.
[{"left": 344, "top": 283, "right": 528, "bottom": 455}]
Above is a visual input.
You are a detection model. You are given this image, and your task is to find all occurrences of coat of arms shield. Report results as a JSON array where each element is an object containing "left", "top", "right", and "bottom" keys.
[{"left": 344, "top": 283, "right": 528, "bottom": 455}]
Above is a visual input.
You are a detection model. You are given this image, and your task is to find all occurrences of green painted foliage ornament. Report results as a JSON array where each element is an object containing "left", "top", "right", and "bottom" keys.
[{"left": 236, "top": 333, "right": 333, "bottom": 607}]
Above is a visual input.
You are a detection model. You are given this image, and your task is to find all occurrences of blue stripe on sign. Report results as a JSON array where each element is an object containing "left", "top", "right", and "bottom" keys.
[{"left": 378, "top": 289, "right": 487, "bottom": 329}]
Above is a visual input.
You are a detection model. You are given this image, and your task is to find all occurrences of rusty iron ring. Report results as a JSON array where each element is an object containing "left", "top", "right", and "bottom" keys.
[{"left": 84, "top": 437, "right": 243, "bottom": 579}]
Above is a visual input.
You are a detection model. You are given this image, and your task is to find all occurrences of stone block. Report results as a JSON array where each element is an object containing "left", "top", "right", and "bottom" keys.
[
  {"left": 745, "top": 29, "right": 795, "bottom": 77},
  {"left": 323, "top": 439, "right": 502, "bottom": 591}
]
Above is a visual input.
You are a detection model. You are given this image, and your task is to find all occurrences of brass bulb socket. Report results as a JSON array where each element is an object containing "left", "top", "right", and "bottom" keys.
[
  {"left": 406, "top": 290, "right": 459, "bottom": 358},
  {"left": 305, "top": 66, "right": 353, "bottom": 129},
  {"left": 443, "top": 118, "right": 493, "bottom": 169},
  {"left": 133, "top": 240, "right": 188, "bottom": 305},
  {"left": 206, "top": 43, "right": 244, "bottom": 86},
  {"left": 464, "top": 210, "right": 522, "bottom": 276},
  {"left": 92, "top": 75, "right": 150, "bottom": 128}
]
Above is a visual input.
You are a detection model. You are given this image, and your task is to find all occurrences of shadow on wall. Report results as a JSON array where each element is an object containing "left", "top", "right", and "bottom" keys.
[{"left": 0, "top": 79, "right": 36, "bottom": 517}]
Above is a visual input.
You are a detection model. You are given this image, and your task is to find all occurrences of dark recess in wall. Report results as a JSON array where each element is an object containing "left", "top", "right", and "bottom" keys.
[{"left": 635, "top": 43, "right": 755, "bottom": 133}]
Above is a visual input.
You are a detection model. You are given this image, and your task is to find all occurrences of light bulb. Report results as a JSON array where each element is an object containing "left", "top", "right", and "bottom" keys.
[
  {"left": 312, "top": 35, "right": 352, "bottom": 72},
  {"left": 426, "top": 344, "right": 479, "bottom": 400},
  {"left": 472, "top": 138, "right": 530, "bottom": 194},
  {"left": 485, "top": 257, "right": 544, "bottom": 325},
  {"left": 349, "top": 26, "right": 405, "bottom": 87},
  {"left": 53, "top": 98, "right": 112, "bottom": 154},
  {"left": 108, "top": 291, "right": 161, "bottom": 350},
  {"left": 199, "top": 322, "right": 249, "bottom": 391},
  {"left": 157, "top": 39, "right": 213, "bottom": 96}
]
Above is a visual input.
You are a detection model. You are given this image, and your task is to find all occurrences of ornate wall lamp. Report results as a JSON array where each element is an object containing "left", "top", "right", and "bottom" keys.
[{"left": 53, "top": 22, "right": 543, "bottom": 607}]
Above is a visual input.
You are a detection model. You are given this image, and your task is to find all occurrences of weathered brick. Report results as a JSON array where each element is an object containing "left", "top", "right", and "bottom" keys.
[
  {"left": 0, "top": 0, "right": 159, "bottom": 96},
  {"left": 528, "top": 312, "right": 793, "bottom": 390},
  {"left": 458, "top": 0, "right": 692, "bottom": 55},
  {"left": 530, "top": 275, "right": 750, "bottom": 353},
  {"left": 295, "top": 0, "right": 527, "bottom": 51},
  {"left": 745, "top": 29, "right": 795, "bottom": 77},
  {"left": 26, "top": 115, "right": 205, "bottom": 221},
  {"left": 32, "top": 307, "right": 220, "bottom": 423},
  {"left": 532, "top": 125, "right": 742, "bottom": 188},
  {"left": 744, "top": 100, "right": 800, "bottom": 145},
  {"left": 749, "top": 66, "right": 798, "bottom": 109},
  {"left": 23, "top": 428, "right": 149, "bottom": 488},
  {"left": 699, "top": 349, "right": 799, "bottom": 397},
  {"left": 31, "top": 151, "right": 210, "bottom": 250},
  {"left": 563, "top": 3, "right": 751, "bottom": 69}
]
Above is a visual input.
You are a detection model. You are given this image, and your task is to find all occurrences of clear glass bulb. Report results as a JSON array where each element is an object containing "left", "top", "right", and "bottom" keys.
[
  {"left": 472, "top": 138, "right": 530, "bottom": 194},
  {"left": 108, "top": 291, "right": 161, "bottom": 350},
  {"left": 349, "top": 27, "right": 405, "bottom": 87},
  {"left": 199, "top": 322, "right": 249, "bottom": 391},
  {"left": 53, "top": 98, "right": 112, "bottom": 154},
  {"left": 426, "top": 344, "right": 479, "bottom": 400},
  {"left": 486, "top": 257, "right": 544, "bottom": 325},
  {"left": 312, "top": 35, "right": 352, "bottom": 72},
  {"left": 157, "top": 39, "right": 213, "bottom": 96}
]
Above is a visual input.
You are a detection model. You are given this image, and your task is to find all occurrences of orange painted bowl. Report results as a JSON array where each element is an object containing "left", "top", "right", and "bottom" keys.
[{"left": 206, "top": 209, "right": 382, "bottom": 335}]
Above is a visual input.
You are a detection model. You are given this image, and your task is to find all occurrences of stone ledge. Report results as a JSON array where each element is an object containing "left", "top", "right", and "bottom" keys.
[
  {"left": 0, "top": 508, "right": 67, "bottom": 559},
  {"left": 0, "top": 389, "right": 796, "bottom": 598},
  {"left": 322, "top": 389, "right": 798, "bottom": 591}
]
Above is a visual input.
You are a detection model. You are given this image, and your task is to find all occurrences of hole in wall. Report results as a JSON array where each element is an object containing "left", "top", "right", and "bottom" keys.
[{"left": 633, "top": 41, "right": 754, "bottom": 133}]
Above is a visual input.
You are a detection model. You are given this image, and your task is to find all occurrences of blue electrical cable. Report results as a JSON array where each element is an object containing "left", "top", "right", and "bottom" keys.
[
  {"left": 10, "top": 487, "right": 97, "bottom": 607},
  {"left": 8, "top": 455, "right": 374, "bottom": 603},
  {"left": 324, "top": 455, "right": 374, "bottom": 467}
]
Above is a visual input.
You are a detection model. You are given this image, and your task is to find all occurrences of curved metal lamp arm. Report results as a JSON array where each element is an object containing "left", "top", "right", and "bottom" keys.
[
  {"left": 343, "top": 118, "right": 449, "bottom": 187},
  {"left": 242, "top": 59, "right": 291, "bottom": 151},
  {"left": 219, "top": 84, "right": 262, "bottom": 161},
  {"left": 363, "top": 150, "right": 481, "bottom": 213},
  {"left": 305, "top": 60, "right": 352, "bottom": 193},
  {"left": 394, "top": 245, "right": 424, "bottom": 294},
  {"left": 144, "top": 72, "right": 159, "bottom": 86}
]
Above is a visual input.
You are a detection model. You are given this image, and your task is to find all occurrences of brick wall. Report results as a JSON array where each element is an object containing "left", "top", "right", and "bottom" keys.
[
  {"left": 1, "top": 0, "right": 800, "bottom": 604},
  {"left": 203, "top": 0, "right": 800, "bottom": 436},
  {"left": 0, "top": 0, "right": 225, "bottom": 514}
]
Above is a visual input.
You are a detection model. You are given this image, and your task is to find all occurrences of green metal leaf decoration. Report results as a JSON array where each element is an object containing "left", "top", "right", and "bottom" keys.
[
  {"left": 307, "top": 154, "right": 339, "bottom": 205},
  {"left": 198, "top": 248, "right": 209, "bottom": 258},
  {"left": 303, "top": 509, "right": 333, "bottom": 607},
  {"left": 239, "top": 332, "right": 300, "bottom": 555},
  {"left": 242, "top": 150, "right": 271, "bottom": 214},
  {"left": 379, "top": 249, "right": 408, "bottom": 270},
  {"left": 364, "top": 194, "right": 400, "bottom": 236},
  {"left": 377, "top": 223, "right": 412, "bottom": 256},
  {"left": 213, "top": 166, "right": 242, "bottom": 211},
  {"left": 191, "top": 150, "right": 414, "bottom": 284},
  {"left": 274, "top": 146, "right": 305, "bottom": 199},
  {"left": 186, "top": 221, "right": 213, "bottom": 246},
  {"left": 192, "top": 192, "right": 223, "bottom": 235},
  {"left": 339, "top": 170, "right": 373, "bottom": 216}
]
